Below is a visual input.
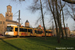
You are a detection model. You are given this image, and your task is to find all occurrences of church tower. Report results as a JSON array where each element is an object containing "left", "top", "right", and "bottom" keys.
[
  {"left": 25, "top": 20, "right": 29, "bottom": 27},
  {"left": 5, "top": 5, "right": 13, "bottom": 20}
]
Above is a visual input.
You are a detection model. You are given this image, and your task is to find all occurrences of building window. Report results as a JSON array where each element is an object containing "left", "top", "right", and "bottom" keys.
[
  {"left": 0, "top": 21, "right": 2, "bottom": 24},
  {"left": 10, "top": 15, "right": 12, "bottom": 17},
  {"left": 8, "top": 8, "right": 10, "bottom": 12},
  {"left": 7, "top": 14, "right": 8, "bottom": 16},
  {"left": 3, "top": 21, "right": 5, "bottom": 24}
]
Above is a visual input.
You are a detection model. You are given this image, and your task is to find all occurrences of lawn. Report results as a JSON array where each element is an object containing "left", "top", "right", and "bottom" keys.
[{"left": 0, "top": 37, "right": 75, "bottom": 50}]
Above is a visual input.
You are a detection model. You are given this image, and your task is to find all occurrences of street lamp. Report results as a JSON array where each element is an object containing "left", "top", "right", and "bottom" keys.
[{"left": 63, "top": 0, "right": 75, "bottom": 4}]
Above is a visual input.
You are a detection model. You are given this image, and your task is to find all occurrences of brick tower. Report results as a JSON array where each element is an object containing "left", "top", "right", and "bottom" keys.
[
  {"left": 5, "top": 5, "right": 13, "bottom": 20},
  {"left": 25, "top": 20, "right": 29, "bottom": 27}
]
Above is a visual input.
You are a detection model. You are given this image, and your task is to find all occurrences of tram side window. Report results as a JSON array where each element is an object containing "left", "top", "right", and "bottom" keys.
[
  {"left": 20, "top": 28, "right": 27, "bottom": 32},
  {"left": 46, "top": 31, "right": 48, "bottom": 33},
  {"left": 31, "top": 29, "right": 32, "bottom": 33},
  {"left": 41, "top": 31, "right": 43, "bottom": 33},
  {"left": 20, "top": 28, "right": 24, "bottom": 32},
  {"left": 15, "top": 28, "right": 18, "bottom": 31},
  {"left": 35, "top": 30, "right": 38, "bottom": 33},
  {"left": 49, "top": 31, "right": 52, "bottom": 33},
  {"left": 28, "top": 29, "right": 30, "bottom": 32},
  {"left": 28, "top": 29, "right": 32, "bottom": 33},
  {"left": 24, "top": 29, "right": 27, "bottom": 32},
  {"left": 46, "top": 31, "right": 47, "bottom": 33},
  {"left": 38, "top": 31, "right": 42, "bottom": 34},
  {"left": 48, "top": 31, "right": 49, "bottom": 33}
]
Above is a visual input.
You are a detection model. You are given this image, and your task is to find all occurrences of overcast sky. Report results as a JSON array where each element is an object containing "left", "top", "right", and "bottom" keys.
[{"left": 0, "top": 0, "right": 75, "bottom": 30}]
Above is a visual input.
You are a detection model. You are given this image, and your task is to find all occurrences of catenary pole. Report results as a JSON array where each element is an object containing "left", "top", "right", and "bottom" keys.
[{"left": 18, "top": 10, "right": 20, "bottom": 37}]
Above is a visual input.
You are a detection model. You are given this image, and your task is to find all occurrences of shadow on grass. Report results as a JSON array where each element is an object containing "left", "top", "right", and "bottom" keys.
[
  {"left": 24, "top": 37, "right": 56, "bottom": 50},
  {"left": 24, "top": 37, "right": 75, "bottom": 50},
  {"left": 0, "top": 38, "right": 22, "bottom": 50}
]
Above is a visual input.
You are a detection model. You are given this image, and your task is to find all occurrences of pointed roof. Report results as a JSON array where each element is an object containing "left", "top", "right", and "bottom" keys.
[
  {"left": 7, "top": 5, "right": 12, "bottom": 7},
  {"left": 25, "top": 20, "right": 29, "bottom": 23},
  {"left": 0, "top": 14, "right": 6, "bottom": 20},
  {"left": 39, "top": 25, "right": 41, "bottom": 27}
]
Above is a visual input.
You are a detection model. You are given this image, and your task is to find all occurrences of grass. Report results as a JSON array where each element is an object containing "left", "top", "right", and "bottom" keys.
[{"left": 0, "top": 37, "right": 75, "bottom": 50}]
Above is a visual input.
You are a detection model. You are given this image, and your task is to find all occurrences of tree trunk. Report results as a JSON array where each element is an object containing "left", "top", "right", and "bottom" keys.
[
  {"left": 60, "top": 0, "right": 64, "bottom": 39},
  {"left": 48, "top": 0, "right": 60, "bottom": 43},
  {"left": 55, "top": 0, "right": 61, "bottom": 43},
  {"left": 40, "top": 0, "right": 46, "bottom": 40},
  {"left": 62, "top": 8, "right": 67, "bottom": 40}
]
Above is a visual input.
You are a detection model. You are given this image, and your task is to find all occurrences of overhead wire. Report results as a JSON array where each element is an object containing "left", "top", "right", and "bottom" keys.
[{"left": 13, "top": 11, "right": 19, "bottom": 17}]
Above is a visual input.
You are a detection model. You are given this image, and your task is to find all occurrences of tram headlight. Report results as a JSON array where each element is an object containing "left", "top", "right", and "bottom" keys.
[{"left": 6, "top": 33, "right": 8, "bottom": 35}]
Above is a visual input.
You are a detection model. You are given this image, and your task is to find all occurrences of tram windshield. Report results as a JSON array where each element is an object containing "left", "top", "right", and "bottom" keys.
[{"left": 6, "top": 26, "right": 13, "bottom": 31}]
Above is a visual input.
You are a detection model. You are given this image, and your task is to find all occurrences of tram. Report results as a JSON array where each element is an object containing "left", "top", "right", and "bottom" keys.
[{"left": 5, "top": 24, "right": 53, "bottom": 37}]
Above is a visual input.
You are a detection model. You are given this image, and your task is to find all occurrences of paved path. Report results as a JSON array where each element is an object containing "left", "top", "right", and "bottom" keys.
[{"left": 0, "top": 36, "right": 5, "bottom": 38}]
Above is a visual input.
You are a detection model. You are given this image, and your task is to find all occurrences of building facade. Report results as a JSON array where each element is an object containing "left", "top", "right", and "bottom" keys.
[
  {"left": 0, "top": 14, "right": 6, "bottom": 35},
  {"left": 53, "top": 27, "right": 70, "bottom": 37},
  {"left": 0, "top": 5, "right": 19, "bottom": 35}
]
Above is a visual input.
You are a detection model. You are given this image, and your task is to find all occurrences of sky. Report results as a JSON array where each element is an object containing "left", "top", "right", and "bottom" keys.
[{"left": 0, "top": 0, "right": 75, "bottom": 31}]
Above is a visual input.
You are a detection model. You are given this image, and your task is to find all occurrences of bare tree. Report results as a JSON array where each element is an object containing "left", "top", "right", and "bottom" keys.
[
  {"left": 61, "top": 1, "right": 68, "bottom": 39},
  {"left": 28, "top": 0, "right": 46, "bottom": 40},
  {"left": 67, "top": 4, "right": 75, "bottom": 20},
  {"left": 47, "top": 0, "right": 61, "bottom": 43},
  {"left": 57, "top": 0, "right": 64, "bottom": 39},
  {"left": 47, "top": 0, "right": 67, "bottom": 43},
  {"left": 57, "top": 0, "right": 68, "bottom": 40}
]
